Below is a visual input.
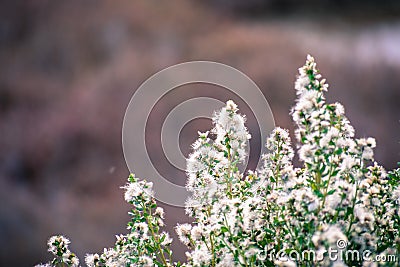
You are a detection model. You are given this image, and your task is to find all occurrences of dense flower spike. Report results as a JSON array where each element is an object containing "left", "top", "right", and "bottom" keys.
[
  {"left": 37, "top": 56, "right": 400, "bottom": 267},
  {"left": 185, "top": 100, "right": 251, "bottom": 214}
]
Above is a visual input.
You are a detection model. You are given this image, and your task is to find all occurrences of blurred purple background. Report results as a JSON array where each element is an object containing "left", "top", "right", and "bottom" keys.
[{"left": 0, "top": 1, "right": 399, "bottom": 266}]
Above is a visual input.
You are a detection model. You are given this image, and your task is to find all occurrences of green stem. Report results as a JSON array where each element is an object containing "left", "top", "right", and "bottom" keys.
[
  {"left": 226, "top": 138, "right": 233, "bottom": 198},
  {"left": 346, "top": 159, "right": 364, "bottom": 236},
  {"left": 273, "top": 139, "right": 282, "bottom": 187},
  {"left": 210, "top": 233, "right": 216, "bottom": 267},
  {"left": 320, "top": 162, "right": 334, "bottom": 209},
  {"left": 146, "top": 206, "right": 169, "bottom": 266},
  {"left": 206, "top": 206, "right": 216, "bottom": 266},
  {"left": 223, "top": 213, "right": 248, "bottom": 267},
  {"left": 346, "top": 183, "right": 359, "bottom": 236}
]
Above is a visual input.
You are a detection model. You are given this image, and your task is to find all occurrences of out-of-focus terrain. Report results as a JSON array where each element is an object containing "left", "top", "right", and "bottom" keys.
[{"left": 0, "top": 1, "right": 399, "bottom": 266}]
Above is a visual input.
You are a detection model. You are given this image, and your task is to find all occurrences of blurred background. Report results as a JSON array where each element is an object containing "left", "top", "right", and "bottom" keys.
[{"left": 0, "top": 0, "right": 399, "bottom": 266}]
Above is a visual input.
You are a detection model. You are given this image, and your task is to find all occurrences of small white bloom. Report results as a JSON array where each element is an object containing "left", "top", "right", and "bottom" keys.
[{"left": 226, "top": 100, "right": 238, "bottom": 112}]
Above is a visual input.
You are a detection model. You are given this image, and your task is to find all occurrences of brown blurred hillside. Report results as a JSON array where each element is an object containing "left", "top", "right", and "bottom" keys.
[{"left": 0, "top": 1, "right": 399, "bottom": 266}]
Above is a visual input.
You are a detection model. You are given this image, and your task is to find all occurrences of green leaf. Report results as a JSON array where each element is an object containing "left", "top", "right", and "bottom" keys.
[
  {"left": 331, "top": 169, "right": 340, "bottom": 177},
  {"left": 327, "top": 189, "right": 336, "bottom": 195},
  {"left": 314, "top": 189, "right": 324, "bottom": 198}
]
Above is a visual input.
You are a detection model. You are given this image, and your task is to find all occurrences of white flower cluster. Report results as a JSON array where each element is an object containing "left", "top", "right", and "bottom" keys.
[
  {"left": 36, "top": 175, "right": 173, "bottom": 267},
  {"left": 84, "top": 174, "right": 173, "bottom": 267},
  {"left": 36, "top": 56, "right": 400, "bottom": 266},
  {"left": 35, "top": 235, "right": 79, "bottom": 267},
  {"left": 185, "top": 100, "right": 251, "bottom": 211}
]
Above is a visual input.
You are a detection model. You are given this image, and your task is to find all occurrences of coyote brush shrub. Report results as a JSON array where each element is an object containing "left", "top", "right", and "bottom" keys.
[{"left": 36, "top": 56, "right": 400, "bottom": 267}]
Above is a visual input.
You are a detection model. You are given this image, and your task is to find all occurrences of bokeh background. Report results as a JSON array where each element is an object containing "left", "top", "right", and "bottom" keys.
[{"left": 1, "top": 1, "right": 399, "bottom": 266}]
